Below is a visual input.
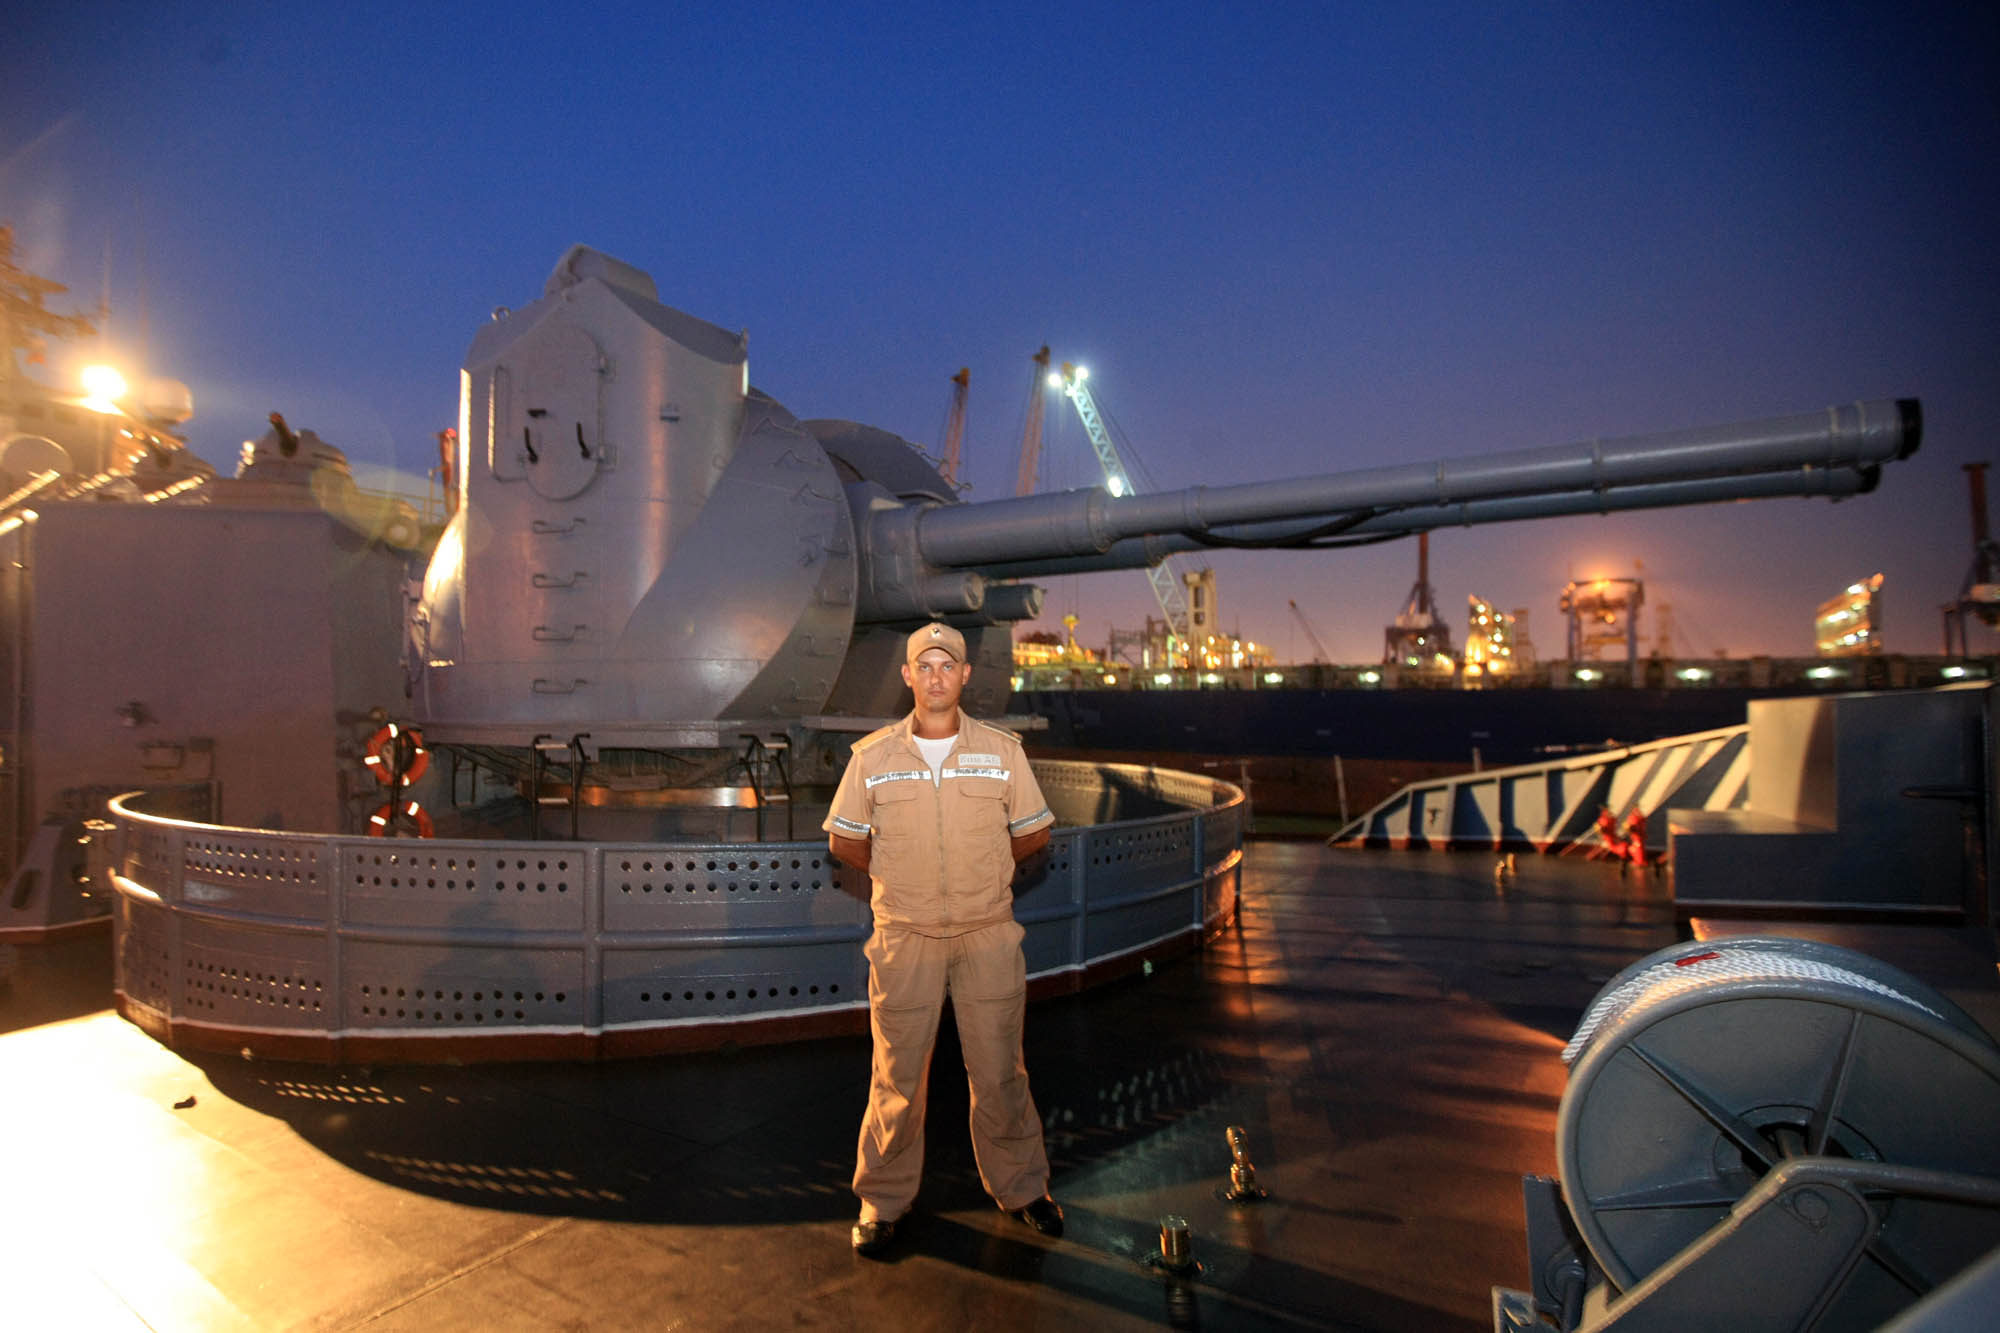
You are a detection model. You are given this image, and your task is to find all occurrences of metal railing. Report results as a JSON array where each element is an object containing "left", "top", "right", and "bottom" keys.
[
  {"left": 106, "top": 760, "right": 1244, "bottom": 1061},
  {"left": 1332, "top": 725, "right": 1748, "bottom": 853}
]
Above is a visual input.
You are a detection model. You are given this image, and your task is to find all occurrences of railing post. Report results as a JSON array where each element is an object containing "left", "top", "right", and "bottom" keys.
[
  {"left": 1191, "top": 803, "right": 1206, "bottom": 929},
  {"left": 329, "top": 836, "right": 347, "bottom": 1034},
  {"left": 1069, "top": 827, "right": 1088, "bottom": 971},
  {"left": 584, "top": 843, "right": 604, "bottom": 1031}
]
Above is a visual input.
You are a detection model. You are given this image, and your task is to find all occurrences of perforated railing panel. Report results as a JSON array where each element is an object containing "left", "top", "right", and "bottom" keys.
[
  {"left": 182, "top": 833, "right": 328, "bottom": 920},
  {"left": 343, "top": 943, "right": 587, "bottom": 1029},
  {"left": 600, "top": 847, "right": 863, "bottom": 932},
  {"left": 117, "top": 897, "right": 175, "bottom": 1014},
  {"left": 179, "top": 915, "right": 330, "bottom": 1029},
  {"left": 343, "top": 843, "right": 586, "bottom": 931}
]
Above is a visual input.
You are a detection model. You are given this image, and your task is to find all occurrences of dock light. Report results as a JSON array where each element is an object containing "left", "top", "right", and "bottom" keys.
[
  {"left": 80, "top": 364, "right": 128, "bottom": 411},
  {"left": 1152, "top": 672, "right": 1173, "bottom": 686},
  {"left": 1677, "top": 667, "right": 1712, "bottom": 682},
  {"left": 1074, "top": 365, "right": 1089, "bottom": 381},
  {"left": 1359, "top": 670, "right": 1380, "bottom": 684},
  {"left": 1106, "top": 476, "right": 1127, "bottom": 497},
  {"left": 1046, "top": 371, "right": 1064, "bottom": 389},
  {"left": 1263, "top": 671, "right": 1283, "bottom": 684},
  {"left": 1201, "top": 672, "right": 1220, "bottom": 684},
  {"left": 1807, "top": 665, "right": 1845, "bottom": 680},
  {"left": 1576, "top": 668, "right": 1599, "bottom": 682},
  {"left": 1102, "top": 673, "right": 1117, "bottom": 685},
  {"left": 1010, "top": 675, "right": 1024, "bottom": 690},
  {"left": 1943, "top": 666, "right": 1967, "bottom": 679}
]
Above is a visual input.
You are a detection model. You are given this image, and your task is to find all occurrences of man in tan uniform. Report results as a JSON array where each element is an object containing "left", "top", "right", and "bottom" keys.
[{"left": 824, "top": 621, "right": 1061, "bottom": 1257}]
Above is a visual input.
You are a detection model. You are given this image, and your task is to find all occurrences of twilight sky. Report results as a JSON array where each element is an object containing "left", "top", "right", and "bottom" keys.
[{"left": 5, "top": 3, "right": 1997, "bottom": 663}]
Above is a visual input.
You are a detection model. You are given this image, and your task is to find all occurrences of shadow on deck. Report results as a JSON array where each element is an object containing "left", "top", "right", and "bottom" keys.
[{"left": 2, "top": 844, "right": 1988, "bottom": 1330}]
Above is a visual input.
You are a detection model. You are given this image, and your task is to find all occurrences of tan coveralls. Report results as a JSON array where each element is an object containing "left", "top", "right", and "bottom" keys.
[{"left": 823, "top": 711, "right": 1056, "bottom": 1223}]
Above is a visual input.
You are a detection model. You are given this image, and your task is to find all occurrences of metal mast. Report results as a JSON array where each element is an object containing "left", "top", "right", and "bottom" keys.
[{"left": 1055, "top": 362, "right": 1193, "bottom": 646}]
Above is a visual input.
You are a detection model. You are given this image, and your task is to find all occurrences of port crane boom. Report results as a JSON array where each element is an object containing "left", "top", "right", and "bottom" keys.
[
  {"left": 1055, "top": 362, "right": 1194, "bottom": 645},
  {"left": 1288, "top": 599, "right": 1333, "bottom": 664},
  {"left": 1014, "top": 347, "right": 1050, "bottom": 497},
  {"left": 938, "top": 367, "right": 968, "bottom": 488}
]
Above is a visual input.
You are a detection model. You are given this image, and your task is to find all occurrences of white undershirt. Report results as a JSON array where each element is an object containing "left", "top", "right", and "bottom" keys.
[{"left": 914, "top": 732, "right": 957, "bottom": 785}]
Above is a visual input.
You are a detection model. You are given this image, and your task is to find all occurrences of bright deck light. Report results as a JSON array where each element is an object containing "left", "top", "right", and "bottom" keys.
[
  {"left": 80, "top": 364, "right": 130, "bottom": 411},
  {"left": 81, "top": 364, "right": 128, "bottom": 400}
]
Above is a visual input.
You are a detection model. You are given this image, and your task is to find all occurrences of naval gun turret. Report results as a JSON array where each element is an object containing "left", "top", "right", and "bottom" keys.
[{"left": 410, "top": 247, "right": 1919, "bottom": 800}]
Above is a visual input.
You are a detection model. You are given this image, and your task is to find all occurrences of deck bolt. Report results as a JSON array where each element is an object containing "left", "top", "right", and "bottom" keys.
[{"left": 1157, "top": 1215, "right": 1196, "bottom": 1274}]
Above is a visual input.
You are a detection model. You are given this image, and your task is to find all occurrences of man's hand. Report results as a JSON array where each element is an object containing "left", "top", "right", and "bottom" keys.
[
  {"left": 829, "top": 833, "right": 871, "bottom": 873},
  {"left": 1010, "top": 827, "right": 1050, "bottom": 863}
]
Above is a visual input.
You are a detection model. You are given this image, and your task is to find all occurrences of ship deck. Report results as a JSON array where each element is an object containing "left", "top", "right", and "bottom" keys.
[{"left": 3, "top": 843, "right": 1995, "bottom": 1331}]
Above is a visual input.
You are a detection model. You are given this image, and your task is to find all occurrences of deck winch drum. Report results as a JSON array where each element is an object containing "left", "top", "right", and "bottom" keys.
[{"left": 1553, "top": 935, "right": 2000, "bottom": 1326}]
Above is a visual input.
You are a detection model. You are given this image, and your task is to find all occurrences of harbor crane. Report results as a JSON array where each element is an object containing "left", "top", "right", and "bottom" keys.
[
  {"left": 1288, "top": 599, "right": 1334, "bottom": 664},
  {"left": 937, "top": 367, "right": 968, "bottom": 488},
  {"left": 1053, "top": 361, "right": 1196, "bottom": 648},
  {"left": 1944, "top": 461, "right": 2000, "bottom": 654},
  {"left": 1014, "top": 347, "right": 1050, "bottom": 496},
  {"left": 1384, "top": 531, "right": 1454, "bottom": 667}
]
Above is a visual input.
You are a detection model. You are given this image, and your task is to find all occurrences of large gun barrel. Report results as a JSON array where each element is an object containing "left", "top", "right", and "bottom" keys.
[
  {"left": 904, "top": 398, "right": 1916, "bottom": 572},
  {"left": 958, "top": 458, "right": 1884, "bottom": 581}
]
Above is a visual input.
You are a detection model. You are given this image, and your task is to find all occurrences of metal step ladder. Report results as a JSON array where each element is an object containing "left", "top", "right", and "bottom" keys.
[
  {"left": 529, "top": 733, "right": 591, "bottom": 840},
  {"left": 734, "top": 734, "right": 794, "bottom": 841}
]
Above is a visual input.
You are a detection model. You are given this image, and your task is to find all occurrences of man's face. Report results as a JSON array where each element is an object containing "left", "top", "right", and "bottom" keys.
[{"left": 902, "top": 648, "right": 970, "bottom": 712}]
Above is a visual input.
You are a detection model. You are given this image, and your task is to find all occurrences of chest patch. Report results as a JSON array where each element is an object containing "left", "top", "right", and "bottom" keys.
[
  {"left": 946, "top": 767, "right": 1009, "bottom": 781},
  {"left": 865, "top": 770, "right": 929, "bottom": 789},
  {"left": 956, "top": 752, "right": 1001, "bottom": 767}
]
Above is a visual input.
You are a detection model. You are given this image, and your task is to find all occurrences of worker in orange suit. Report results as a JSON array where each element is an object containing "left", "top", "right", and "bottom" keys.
[
  {"left": 1590, "top": 807, "right": 1625, "bottom": 861},
  {"left": 824, "top": 622, "right": 1061, "bottom": 1258},
  {"left": 1620, "top": 808, "right": 1649, "bottom": 869}
]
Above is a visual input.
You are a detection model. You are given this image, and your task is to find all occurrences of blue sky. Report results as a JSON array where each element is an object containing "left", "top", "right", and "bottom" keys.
[{"left": 5, "top": 2, "right": 1996, "bottom": 661}]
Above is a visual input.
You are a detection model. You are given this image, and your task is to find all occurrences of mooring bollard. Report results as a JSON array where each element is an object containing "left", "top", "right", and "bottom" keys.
[{"left": 1222, "top": 1125, "right": 1269, "bottom": 1202}]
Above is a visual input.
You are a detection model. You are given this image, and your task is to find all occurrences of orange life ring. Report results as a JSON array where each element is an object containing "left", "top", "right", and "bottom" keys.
[
  {"left": 368, "top": 798, "right": 435, "bottom": 838},
  {"left": 363, "top": 722, "right": 429, "bottom": 785}
]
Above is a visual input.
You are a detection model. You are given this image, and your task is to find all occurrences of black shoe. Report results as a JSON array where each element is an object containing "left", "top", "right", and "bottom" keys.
[
  {"left": 1009, "top": 1196, "right": 1064, "bottom": 1238},
  {"left": 852, "top": 1217, "right": 896, "bottom": 1257}
]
